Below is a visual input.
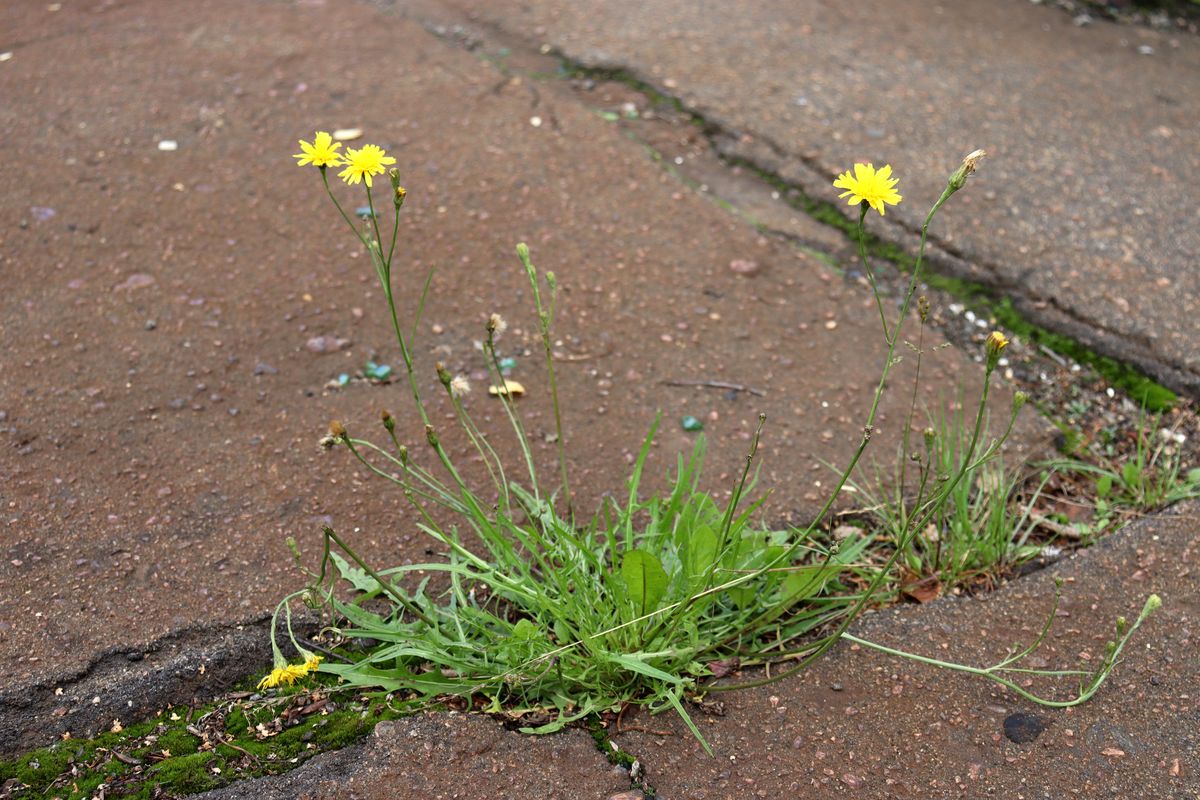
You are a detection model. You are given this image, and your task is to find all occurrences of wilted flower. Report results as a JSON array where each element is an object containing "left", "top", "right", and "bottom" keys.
[
  {"left": 949, "top": 149, "right": 986, "bottom": 191},
  {"left": 487, "top": 313, "right": 507, "bottom": 340},
  {"left": 450, "top": 375, "right": 471, "bottom": 398}
]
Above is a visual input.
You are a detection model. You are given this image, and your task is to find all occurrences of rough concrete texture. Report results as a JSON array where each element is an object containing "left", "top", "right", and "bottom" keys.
[
  {"left": 0, "top": 0, "right": 1045, "bottom": 707},
  {"left": 611, "top": 501, "right": 1199, "bottom": 799},
  {"left": 195, "top": 713, "right": 631, "bottom": 800},
  {"left": 438, "top": 0, "right": 1200, "bottom": 396}
]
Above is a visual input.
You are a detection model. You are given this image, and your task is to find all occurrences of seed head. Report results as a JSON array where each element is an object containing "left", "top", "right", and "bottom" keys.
[
  {"left": 917, "top": 295, "right": 930, "bottom": 324},
  {"left": 487, "top": 313, "right": 507, "bottom": 340},
  {"left": 328, "top": 420, "right": 347, "bottom": 439},
  {"left": 450, "top": 375, "right": 471, "bottom": 399}
]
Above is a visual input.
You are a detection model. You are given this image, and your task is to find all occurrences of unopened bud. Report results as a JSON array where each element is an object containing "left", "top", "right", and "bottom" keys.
[
  {"left": 435, "top": 361, "right": 452, "bottom": 387},
  {"left": 1144, "top": 594, "right": 1162, "bottom": 613},
  {"left": 1012, "top": 390, "right": 1028, "bottom": 412},
  {"left": 1116, "top": 616, "right": 1127, "bottom": 636},
  {"left": 398, "top": 444, "right": 408, "bottom": 465},
  {"left": 923, "top": 427, "right": 937, "bottom": 449},
  {"left": 515, "top": 242, "right": 530, "bottom": 262},
  {"left": 425, "top": 424, "right": 439, "bottom": 447},
  {"left": 948, "top": 148, "right": 986, "bottom": 191},
  {"left": 389, "top": 169, "right": 407, "bottom": 208},
  {"left": 381, "top": 409, "right": 395, "bottom": 433}
]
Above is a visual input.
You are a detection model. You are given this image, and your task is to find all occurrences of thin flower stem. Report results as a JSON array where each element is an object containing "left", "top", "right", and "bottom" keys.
[
  {"left": 855, "top": 204, "right": 890, "bottom": 342},
  {"left": 483, "top": 338, "right": 541, "bottom": 501}
]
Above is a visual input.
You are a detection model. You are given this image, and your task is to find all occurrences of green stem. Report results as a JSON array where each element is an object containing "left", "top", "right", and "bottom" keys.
[{"left": 322, "top": 527, "right": 434, "bottom": 625}]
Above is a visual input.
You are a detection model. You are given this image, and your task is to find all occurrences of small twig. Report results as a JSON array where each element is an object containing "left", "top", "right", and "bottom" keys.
[
  {"left": 663, "top": 379, "right": 766, "bottom": 397},
  {"left": 112, "top": 751, "right": 143, "bottom": 767},
  {"left": 552, "top": 341, "right": 614, "bottom": 362},
  {"left": 213, "top": 733, "right": 260, "bottom": 764},
  {"left": 619, "top": 725, "right": 675, "bottom": 737}
]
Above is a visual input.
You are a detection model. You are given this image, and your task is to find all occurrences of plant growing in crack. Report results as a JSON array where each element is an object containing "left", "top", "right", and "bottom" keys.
[{"left": 266, "top": 134, "right": 1160, "bottom": 752}]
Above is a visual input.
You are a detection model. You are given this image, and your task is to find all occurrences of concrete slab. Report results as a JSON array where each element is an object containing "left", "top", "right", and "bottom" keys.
[
  {"left": 611, "top": 502, "right": 1200, "bottom": 798},
  {"left": 0, "top": 0, "right": 1043, "bottom": 702},
  {"left": 437, "top": 0, "right": 1200, "bottom": 396}
]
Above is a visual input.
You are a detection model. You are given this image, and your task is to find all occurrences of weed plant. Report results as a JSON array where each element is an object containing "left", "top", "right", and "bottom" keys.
[
  {"left": 267, "top": 136, "right": 1159, "bottom": 750},
  {"left": 847, "top": 399, "right": 1052, "bottom": 593},
  {"left": 1044, "top": 413, "right": 1200, "bottom": 539}
]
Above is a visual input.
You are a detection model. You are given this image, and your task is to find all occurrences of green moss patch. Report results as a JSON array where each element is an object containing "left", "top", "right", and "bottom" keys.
[{"left": 0, "top": 677, "right": 400, "bottom": 799}]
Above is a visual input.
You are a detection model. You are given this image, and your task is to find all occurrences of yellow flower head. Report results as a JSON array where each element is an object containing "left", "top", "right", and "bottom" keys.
[
  {"left": 258, "top": 662, "right": 308, "bottom": 690},
  {"left": 338, "top": 144, "right": 397, "bottom": 187},
  {"left": 985, "top": 330, "right": 1009, "bottom": 358},
  {"left": 833, "top": 162, "right": 902, "bottom": 216},
  {"left": 303, "top": 653, "right": 323, "bottom": 672},
  {"left": 294, "top": 131, "right": 344, "bottom": 169}
]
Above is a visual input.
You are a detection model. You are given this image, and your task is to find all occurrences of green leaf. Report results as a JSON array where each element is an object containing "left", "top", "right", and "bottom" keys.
[
  {"left": 621, "top": 549, "right": 669, "bottom": 617},
  {"left": 330, "top": 551, "right": 382, "bottom": 594},
  {"left": 780, "top": 565, "right": 836, "bottom": 603},
  {"left": 686, "top": 524, "right": 719, "bottom": 589},
  {"left": 1122, "top": 462, "right": 1141, "bottom": 490},
  {"left": 1096, "top": 474, "right": 1113, "bottom": 498}
]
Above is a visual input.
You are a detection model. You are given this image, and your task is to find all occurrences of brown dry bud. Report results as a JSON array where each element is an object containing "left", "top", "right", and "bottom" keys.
[{"left": 328, "top": 420, "right": 347, "bottom": 439}]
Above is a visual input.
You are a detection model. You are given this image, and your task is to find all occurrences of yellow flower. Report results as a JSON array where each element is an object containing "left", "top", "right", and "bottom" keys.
[
  {"left": 294, "top": 131, "right": 344, "bottom": 169},
  {"left": 985, "top": 330, "right": 1009, "bottom": 358},
  {"left": 338, "top": 144, "right": 397, "bottom": 187},
  {"left": 303, "top": 653, "right": 323, "bottom": 672},
  {"left": 833, "top": 162, "right": 902, "bottom": 216},
  {"left": 257, "top": 662, "right": 310, "bottom": 690}
]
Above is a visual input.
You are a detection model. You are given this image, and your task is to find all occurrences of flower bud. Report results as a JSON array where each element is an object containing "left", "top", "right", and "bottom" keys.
[
  {"left": 1144, "top": 594, "right": 1162, "bottom": 613},
  {"left": 329, "top": 420, "right": 347, "bottom": 439},
  {"left": 381, "top": 409, "right": 395, "bottom": 433},
  {"left": 435, "top": 361, "right": 452, "bottom": 387},
  {"left": 1012, "top": 390, "right": 1028, "bottom": 413},
  {"left": 985, "top": 330, "right": 1008, "bottom": 369},
  {"left": 425, "top": 424, "right": 439, "bottom": 447},
  {"left": 948, "top": 149, "right": 986, "bottom": 191},
  {"left": 389, "top": 169, "right": 407, "bottom": 208},
  {"left": 923, "top": 427, "right": 937, "bottom": 450}
]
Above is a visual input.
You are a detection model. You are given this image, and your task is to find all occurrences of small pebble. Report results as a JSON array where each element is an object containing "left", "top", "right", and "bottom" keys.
[{"left": 1003, "top": 712, "right": 1045, "bottom": 744}]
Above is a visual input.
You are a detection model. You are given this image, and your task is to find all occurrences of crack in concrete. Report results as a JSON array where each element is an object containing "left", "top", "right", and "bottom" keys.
[{"left": 0, "top": 615, "right": 277, "bottom": 757}]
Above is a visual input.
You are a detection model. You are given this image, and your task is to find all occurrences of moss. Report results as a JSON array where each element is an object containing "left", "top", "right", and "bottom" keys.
[
  {"left": 920, "top": 273, "right": 1177, "bottom": 412},
  {"left": 587, "top": 717, "right": 656, "bottom": 798},
  {"left": 0, "top": 672, "right": 398, "bottom": 800}
]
